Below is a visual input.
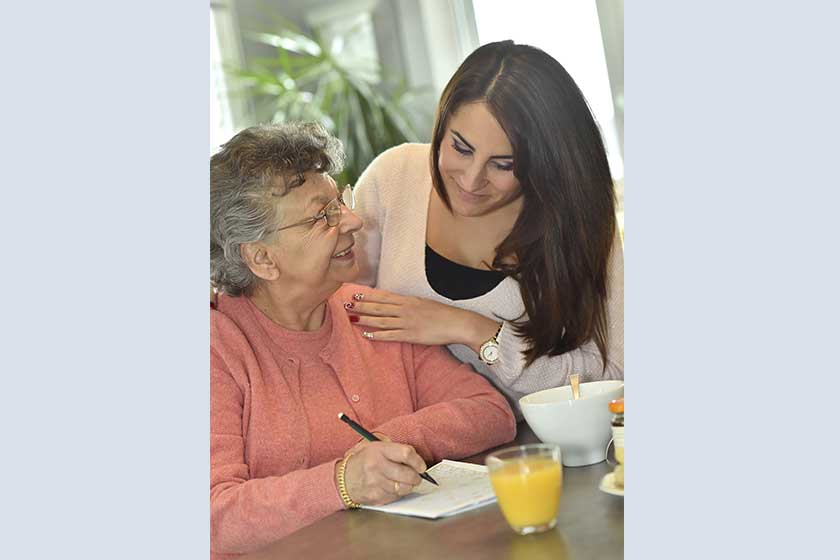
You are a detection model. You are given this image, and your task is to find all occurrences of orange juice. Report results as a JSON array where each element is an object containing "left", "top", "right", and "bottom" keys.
[{"left": 489, "top": 457, "right": 562, "bottom": 530}]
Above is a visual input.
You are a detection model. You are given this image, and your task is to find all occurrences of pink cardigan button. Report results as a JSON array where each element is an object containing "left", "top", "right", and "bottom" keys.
[{"left": 351, "top": 394, "right": 360, "bottom": 402}]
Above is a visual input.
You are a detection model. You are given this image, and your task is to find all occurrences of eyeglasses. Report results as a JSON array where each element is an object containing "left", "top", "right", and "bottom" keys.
[{"left": 271, "top": 184, "right": 355, "bottom": 234}]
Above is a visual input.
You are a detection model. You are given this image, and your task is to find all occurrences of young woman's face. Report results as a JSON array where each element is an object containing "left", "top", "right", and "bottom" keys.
[{"left": 437, "top": 101, "right": 523, "bottom": 218}]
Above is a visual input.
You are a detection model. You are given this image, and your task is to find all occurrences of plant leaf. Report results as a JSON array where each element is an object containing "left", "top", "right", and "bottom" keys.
[{"left": 245, "top": 31, "right": 321, "bottom": 57}]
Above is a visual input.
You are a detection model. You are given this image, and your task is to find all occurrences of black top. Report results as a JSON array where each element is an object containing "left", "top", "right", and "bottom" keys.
[{"left": 425, "top": 244, "right": 507, "bottom": 300}]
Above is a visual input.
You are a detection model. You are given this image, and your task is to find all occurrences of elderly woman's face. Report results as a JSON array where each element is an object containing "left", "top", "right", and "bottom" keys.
[{"left": 266, "top": 172, "right": 363, "bottom": 293}]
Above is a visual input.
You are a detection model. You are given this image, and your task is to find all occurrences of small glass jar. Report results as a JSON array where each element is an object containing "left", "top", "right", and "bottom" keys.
[{"left": 609, "top": 398, "right": 624, "bottom": 487}]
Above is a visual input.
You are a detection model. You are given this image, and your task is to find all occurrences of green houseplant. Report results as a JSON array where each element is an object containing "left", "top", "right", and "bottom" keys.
[{"left": 233, "top": 23, "right": 423, "bottom": 186}]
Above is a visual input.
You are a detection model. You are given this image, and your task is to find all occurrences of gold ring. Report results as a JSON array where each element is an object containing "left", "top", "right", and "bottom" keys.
[{"left": 362, "top": 331, "right": 374, "bottom": 340}]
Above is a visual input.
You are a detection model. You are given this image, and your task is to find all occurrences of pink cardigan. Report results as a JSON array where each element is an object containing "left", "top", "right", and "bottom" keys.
[{"left": 211, "top": 283, "right": 516, "bottom": 557}]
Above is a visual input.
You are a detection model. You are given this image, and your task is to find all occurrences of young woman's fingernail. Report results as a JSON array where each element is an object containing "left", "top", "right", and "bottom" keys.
[
  {"left": 344, "top": 302, "right": 354, "bottom": 310},
  {"left": 349, "top": 315, "right": 360, "bottom": 323},
  {"left": 353, "top": 293, "right": 364, "bottom": 301}
]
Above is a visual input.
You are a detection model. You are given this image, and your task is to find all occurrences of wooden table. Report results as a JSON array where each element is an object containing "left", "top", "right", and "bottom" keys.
[{"left": 241, "top": 423, "right": 623, "bottom": 560}]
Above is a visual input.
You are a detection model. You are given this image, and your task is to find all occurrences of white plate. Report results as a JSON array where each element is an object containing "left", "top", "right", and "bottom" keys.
[{"left": 599, "top": 472, "right": 624, "bottom": 497}]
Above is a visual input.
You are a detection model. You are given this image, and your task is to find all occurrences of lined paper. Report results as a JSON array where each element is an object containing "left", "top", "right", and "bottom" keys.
[{"left": 360, "top": 460, "right": 497, "bottom": 519}]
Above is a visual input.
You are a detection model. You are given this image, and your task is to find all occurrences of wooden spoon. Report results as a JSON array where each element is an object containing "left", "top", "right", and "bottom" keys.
[{"left": 570, "top": 373, "right": 581, "bottom": 400}]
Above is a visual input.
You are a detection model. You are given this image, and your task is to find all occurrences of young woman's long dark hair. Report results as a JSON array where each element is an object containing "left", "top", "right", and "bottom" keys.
[{"left": 430, "top": 40, "right": 617, "bottom": 368}]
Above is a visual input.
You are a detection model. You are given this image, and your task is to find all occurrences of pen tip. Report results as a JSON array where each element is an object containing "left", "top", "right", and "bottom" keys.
[{"left": 337, "top": 412, "right": 344, "bottom": 419}]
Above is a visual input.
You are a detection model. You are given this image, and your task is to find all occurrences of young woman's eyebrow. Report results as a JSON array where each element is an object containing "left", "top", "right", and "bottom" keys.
[{"left": 451, "top": 130, "right": 513, "bottom": 159}]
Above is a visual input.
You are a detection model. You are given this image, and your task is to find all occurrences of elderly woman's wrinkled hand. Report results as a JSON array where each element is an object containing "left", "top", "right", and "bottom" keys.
[
  {"left": 344, "top": 289, "right": 477, "bottom": 347},
  {"left": 342, "top": 440, "right": 426, "bottom": 505},
  {"left": 344, "top": 431, "right": 391, "bottom": 457}
]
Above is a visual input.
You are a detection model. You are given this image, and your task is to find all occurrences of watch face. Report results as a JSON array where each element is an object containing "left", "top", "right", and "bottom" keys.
[{"left": 481, "top": 344, "right": 499, "bottom": 363}]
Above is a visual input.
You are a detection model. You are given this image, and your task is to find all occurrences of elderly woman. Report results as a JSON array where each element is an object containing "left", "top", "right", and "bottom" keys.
[{"left": 210, "top": 122, "right": 516, "bottom": 558}]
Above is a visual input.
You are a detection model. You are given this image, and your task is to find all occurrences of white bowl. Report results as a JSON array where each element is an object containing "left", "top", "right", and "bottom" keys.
[{"left": 519, "top": 380, "right": 624, "bottom": 467}]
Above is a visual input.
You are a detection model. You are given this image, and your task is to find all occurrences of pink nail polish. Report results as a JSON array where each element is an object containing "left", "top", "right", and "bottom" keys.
[{"left": 349, "top": 315, "right": 360, "bottom": 323}]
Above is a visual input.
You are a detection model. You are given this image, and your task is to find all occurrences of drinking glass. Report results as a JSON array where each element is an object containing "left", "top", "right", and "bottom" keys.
[{"left": 486, "top": 444, "right": 563, "bottom": 535}]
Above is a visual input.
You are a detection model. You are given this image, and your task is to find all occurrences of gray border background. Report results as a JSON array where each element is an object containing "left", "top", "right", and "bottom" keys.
[
  {"left": 628, "top": 1, "right": 840, "bottom": 559},
  {"left": 2, "top": 1, "right": 839, "bottom": 558},
  {"left": 2, "top": 1, "right": 209, "bottom": 558}
]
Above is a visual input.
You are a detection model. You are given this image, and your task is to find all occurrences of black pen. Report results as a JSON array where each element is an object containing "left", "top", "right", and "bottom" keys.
[{"left": 338, "top": 412, "right": 439, "bottom": 486}]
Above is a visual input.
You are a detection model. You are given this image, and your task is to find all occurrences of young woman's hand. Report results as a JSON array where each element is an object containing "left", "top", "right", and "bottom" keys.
[
  {"left": 340, "top": 440, "right": 426, "bottom": 505},
  {"left": 344, "top": 289, "right": 498, "bottom": 350}
]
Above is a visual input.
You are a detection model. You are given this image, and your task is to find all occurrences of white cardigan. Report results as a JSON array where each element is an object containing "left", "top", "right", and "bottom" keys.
[{"left": 353, "top": 143, "right": 624, "bottom": 413}]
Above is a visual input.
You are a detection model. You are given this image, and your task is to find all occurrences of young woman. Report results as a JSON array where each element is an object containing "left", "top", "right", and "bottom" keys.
[{"left": 346, "top": 40, "right": 624, "bottom": 415}]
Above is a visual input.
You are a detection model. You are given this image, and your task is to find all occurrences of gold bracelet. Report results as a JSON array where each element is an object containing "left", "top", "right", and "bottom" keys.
[{"left": 337, "top": 454, "right": 360, "bottom": 509}]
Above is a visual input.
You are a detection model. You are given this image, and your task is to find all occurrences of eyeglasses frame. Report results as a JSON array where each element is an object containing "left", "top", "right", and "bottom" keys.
[{"left": 270, "top": 184, "right": 355, "bottom": 234}]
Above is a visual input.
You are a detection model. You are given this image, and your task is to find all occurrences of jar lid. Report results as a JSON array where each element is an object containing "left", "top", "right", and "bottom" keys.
[{"left": 608, "top": 397, "right": 624, "bottom": 413}]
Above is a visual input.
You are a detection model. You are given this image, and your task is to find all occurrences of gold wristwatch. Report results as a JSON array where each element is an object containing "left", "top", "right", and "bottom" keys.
[{"left": 478, "top": 323, "right": 504, "bottom": 365}]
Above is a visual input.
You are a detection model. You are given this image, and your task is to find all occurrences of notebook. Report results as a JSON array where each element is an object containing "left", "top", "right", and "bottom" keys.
[{"left": 360, "top": 459, "right": 497, "bottom": 519}]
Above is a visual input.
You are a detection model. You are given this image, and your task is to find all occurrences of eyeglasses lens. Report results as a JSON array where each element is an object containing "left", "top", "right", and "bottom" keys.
[
  {"left": 341, "top": 185, "right": 355, "bottom": 209},
  {"left": 325, "top": 199, "right": 342, "bottom": 227}
]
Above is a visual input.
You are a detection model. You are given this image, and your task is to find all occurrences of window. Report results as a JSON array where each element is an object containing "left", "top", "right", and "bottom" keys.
[{"left": 211, "top": 7, "right": 234, "bottom": 154}]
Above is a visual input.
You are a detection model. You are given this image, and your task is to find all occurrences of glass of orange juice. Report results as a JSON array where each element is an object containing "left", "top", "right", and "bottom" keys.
[{"left": 486, "top": 444, "right": 563, "bottom": 535}]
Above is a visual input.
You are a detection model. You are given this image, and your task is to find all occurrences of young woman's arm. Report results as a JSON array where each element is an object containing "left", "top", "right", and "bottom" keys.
[{"left": 348, "top": 227, "right": 624, "bottom": 390}]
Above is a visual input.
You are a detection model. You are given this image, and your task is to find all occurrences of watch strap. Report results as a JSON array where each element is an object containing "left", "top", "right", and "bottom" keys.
[{"left": 492, "top": 322, "right": 503, "bottom": 342}]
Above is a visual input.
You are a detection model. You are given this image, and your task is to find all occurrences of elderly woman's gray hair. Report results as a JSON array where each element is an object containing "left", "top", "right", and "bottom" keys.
[{"left": 211, "top": 122, "right": 345, "bottom": 296}]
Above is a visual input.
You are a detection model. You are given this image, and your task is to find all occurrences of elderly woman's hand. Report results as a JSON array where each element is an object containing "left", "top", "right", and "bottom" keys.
[
  {"left": 344, "top": 289, "right": 500, "bottom": 351},
  {"left": 341, "top": 440, "right": 427, "bottom": 505},
  {"left": 345, "top": 431, "right": 391, "bottom": 453}
]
